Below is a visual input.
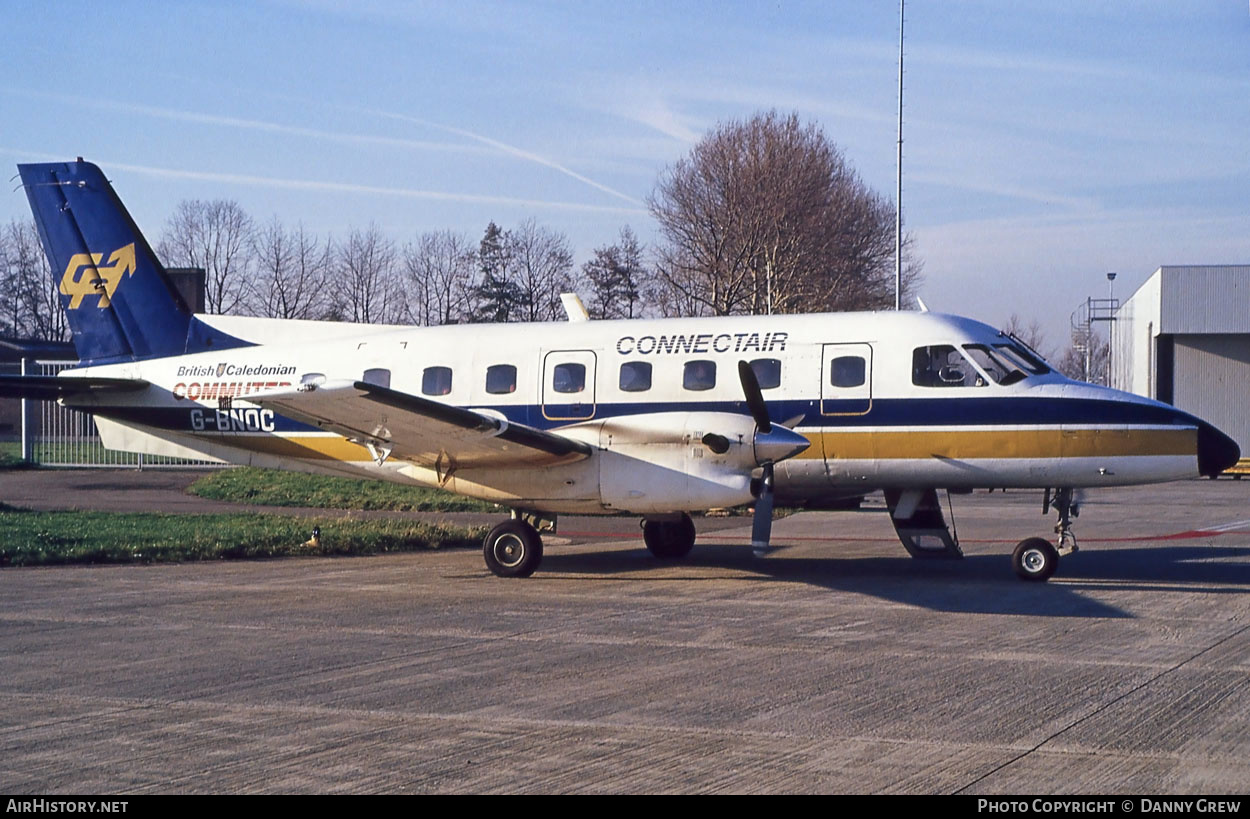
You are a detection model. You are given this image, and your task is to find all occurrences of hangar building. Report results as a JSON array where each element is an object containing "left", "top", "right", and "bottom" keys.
[{"left": 1111, "top": 265, "right": 1250, "bottom": 470}]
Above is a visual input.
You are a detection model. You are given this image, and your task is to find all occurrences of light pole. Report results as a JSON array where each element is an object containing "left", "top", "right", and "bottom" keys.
[{"left": 1107, "top": 272, "right": 1117, "bottom": 387}]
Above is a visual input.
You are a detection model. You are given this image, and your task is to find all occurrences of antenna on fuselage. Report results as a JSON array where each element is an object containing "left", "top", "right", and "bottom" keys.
[{"left": 560, "top": 292, "right": 589, "bottom": 322}]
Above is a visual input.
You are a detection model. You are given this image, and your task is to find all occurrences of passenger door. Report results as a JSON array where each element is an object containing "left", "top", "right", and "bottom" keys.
[
  {"left": 541, "top": 350, "right": 597, "bottom": 421},
  {"left": 820, "top": 343, "right": 873, "bottom": 416}
]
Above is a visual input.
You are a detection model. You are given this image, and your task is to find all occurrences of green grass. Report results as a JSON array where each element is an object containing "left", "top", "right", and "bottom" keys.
[
  {"left": 0, "top": 441, "right": 30, "bottom": 468},
  {"left": 188, "top": 466, "right": 499, "bottom": 512},
  {"left": 0, "top": 503, "right": 485, "bottom": 567}
]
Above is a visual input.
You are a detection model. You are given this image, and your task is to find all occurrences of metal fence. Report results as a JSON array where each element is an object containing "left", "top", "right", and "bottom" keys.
[{"left": 7, "top": 359, "right": 219, "bottom": 469}]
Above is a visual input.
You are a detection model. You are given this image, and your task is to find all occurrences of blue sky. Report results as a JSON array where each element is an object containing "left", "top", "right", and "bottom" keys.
[{"left": 2, "top": 0, "right": 1248, "bottom": 349}]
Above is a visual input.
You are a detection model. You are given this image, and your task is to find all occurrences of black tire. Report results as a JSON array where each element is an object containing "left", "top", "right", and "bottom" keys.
[
  {"left": 1012, "top": 537, "right": 1059, "bottom": 582},
  {"left": 483, "top": 520, "right": 543, "bottom": 578},
  {"left": 642, "top": 513, "right": 696, "bottom": 559}
]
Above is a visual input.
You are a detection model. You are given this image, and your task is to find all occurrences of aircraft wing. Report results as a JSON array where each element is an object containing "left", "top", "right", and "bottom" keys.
[
  {"left": 0, "top": 375, "right": 150, "bottom": 400},
  {"left": 250, "top": 379, "right": 594, "bottom": 469}
]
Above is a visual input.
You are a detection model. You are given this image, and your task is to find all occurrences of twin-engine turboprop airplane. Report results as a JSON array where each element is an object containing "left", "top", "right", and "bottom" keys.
[{"left": 3, "top": 160, "right": 1240, "bottom": 581}]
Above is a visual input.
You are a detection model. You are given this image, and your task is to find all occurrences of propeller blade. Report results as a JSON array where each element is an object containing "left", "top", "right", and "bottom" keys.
[
  {"left": 751, "top": 463, "right": 775, "bottom": 555},
  {"left": 738, "top": 360, "right": 771, "bottom": 433}
]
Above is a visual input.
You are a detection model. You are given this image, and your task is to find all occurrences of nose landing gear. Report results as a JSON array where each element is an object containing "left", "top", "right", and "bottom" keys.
[{"left": 1012, "top": 488, "right": 1080, "bottom": 582}]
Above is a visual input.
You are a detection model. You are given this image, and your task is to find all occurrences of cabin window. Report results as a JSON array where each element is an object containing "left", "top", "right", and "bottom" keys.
[
  {"left": 363, "top": 368, "right": 391, "bottom": 389},
  {"left": 422, "top": 366, "right": 453, "bottom": 395},
  {"left": 552, "top": 362, "right": 586, "bottom": 393},
  {"left": 619, "top": 361, "right": 652, "bottom": 392},
  {"left": 912, "top": 345, "right": 982, "bottom": 388},
  {"left": 683, "top": 360, "right": 716, "bottom": 391},
  {"left": 485, "top": 364, "right": 517, "bottom": 395},
  {"left": 829, "top": 356, "right": 866, "bottom": 388},
  {"left": 750, "top": 358, "right": 781, "bottom": 390}
]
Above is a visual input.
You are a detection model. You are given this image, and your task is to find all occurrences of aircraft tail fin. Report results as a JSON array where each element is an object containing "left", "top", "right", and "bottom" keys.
[{"left": 18, "top": 159, "right": 194, "bottom": 364}]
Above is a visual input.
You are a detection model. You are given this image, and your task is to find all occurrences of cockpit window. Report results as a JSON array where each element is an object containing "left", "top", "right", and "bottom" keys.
[
  {"left": 912, "top": 345, "right": 984, "bottom": 388},
  {"left": 962, "top": 344, "right": 1020, "bottom": 385},
  {"left": 993, "top": 341, "right": 1051, "bottom": 375}
]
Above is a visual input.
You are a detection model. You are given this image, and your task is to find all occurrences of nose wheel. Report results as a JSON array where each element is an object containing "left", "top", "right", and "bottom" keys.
[
  {"left": 1015, "top": 488, "right": 1080, "bottom": 582},
  {"left": 1012, "top": 537, "right": 1059, "bottom": 581}
]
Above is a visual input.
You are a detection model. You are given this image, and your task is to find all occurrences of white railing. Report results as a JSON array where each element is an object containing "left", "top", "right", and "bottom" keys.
[{"left": 18, "top": 359, "right": 219, "bottom": 469}]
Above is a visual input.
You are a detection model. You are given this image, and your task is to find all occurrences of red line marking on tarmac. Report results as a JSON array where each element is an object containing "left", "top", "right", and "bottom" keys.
[{"left": 559, "top": 527, "right": 1250, "bottom": 544}]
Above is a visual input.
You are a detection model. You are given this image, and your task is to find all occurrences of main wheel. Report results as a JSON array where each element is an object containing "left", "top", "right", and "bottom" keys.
[
  {"left": 642, "top": 513, "right": 696, "bottom": 559},
  {"left": 1012, "top": 537, "right": 1059, "bottom": 582},
  {"left": 483, "top": 520, "right": 543, "bottom": 578}
]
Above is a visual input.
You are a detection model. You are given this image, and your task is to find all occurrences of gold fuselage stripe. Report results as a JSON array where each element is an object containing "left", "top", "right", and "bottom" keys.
[{"left": 805, "top": 427, "right": 1195, "bottom": 461}]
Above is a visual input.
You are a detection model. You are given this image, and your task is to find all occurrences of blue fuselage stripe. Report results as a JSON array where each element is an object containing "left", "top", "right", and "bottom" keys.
[{"left": 90, "top": 395, "right": 1198, "bottom": 437}]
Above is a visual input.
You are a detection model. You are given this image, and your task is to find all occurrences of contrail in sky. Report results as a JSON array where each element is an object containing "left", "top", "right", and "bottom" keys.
[
  {"left": 368, "top": 108, "right": 645, "bottom": 207},
  {"left": 3, "top": 88, "right": 644, "bottom": 209}
]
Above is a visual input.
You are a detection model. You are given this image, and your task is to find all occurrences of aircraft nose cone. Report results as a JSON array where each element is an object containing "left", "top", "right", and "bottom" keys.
[
  {"left": 754, "top": 425, "right": 810, "bottom": 465},
  {"left": 1198, "top": 421, "right": 1240, "bottom": 477}
]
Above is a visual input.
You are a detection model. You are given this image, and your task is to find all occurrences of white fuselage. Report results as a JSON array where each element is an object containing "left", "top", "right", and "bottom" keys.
[{"left": 67, "top": 310, "right": 1206, "bottom": 516}]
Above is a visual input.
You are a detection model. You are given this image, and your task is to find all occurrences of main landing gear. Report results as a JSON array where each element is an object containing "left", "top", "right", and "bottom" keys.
[
  {"left": 482, "top": 517, "right": 545, "bottom": 578},
  {"left": 642, "top": 513, "right": 696, "bottom": 560},
  {"left": 483, "top": 511, "right": 700, "bottom": 577},
  {"left": 1012, "top": 488, "right": 1079, "bottom": 582}
]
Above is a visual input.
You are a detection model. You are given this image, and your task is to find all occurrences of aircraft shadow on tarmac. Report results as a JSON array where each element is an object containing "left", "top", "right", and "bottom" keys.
[{"left": 536, "top": 540, "right": 1250, "bottom": 619}]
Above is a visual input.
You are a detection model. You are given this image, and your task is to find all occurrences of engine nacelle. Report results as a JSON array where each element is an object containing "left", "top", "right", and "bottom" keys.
[{"left": 595, "top": 411, "right": 761, "bottom": 514}]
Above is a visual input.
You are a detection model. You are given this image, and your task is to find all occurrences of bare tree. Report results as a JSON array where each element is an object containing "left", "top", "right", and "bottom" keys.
[
  {"left": 507, "top": 219, "right": 575, "bottom": 322},
  {"left": 581, "top": 226, "right": 649, "bottom": 319},
  {"left": 1002, "top": 313, "right": 1053, "bottom": 360},
  {"left": 403, "top": 231, "right": 478, "bottom": 326},
  {"left": 158, "top": 200, "right": 255, "bottom": 314},
  {"left": 0, "top": 224, "right": 16, "bottom": 336},
  {"left": 333, "top": 225, "right": 401, "bottom": 324},
  {"left": 1059, "top": 326, "right": 1110, "bottom": 385},
  {"left": 1, "top": 220, "right": 66, "bottom": 341},
  {"left": 649, "top": 110, "right": 919, "bottom": 316},
  {"left": 249, "top": 218, "right": 333, "bottom": 319}
]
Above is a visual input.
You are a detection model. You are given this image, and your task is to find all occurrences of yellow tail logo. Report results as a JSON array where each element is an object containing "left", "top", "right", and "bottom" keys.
[{"left": 59, "top": 244, "right": 137, "bottom": 309}]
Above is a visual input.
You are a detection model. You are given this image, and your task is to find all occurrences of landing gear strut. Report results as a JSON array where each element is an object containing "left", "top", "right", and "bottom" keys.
[
  {"left": 1013, "top": 488, "right": 1080, "bottom": 582},
  {"left": 1047, "top": 487, "right": 1080, "bottom": 556}
]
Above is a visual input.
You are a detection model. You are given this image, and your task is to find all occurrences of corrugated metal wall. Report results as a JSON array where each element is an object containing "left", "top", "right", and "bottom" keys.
[
  {"left": 1161, "top": 266, "right": 1250, "bottom": 334},
  {"left": 1172, "top": 334, "right": 1250, "bottom": 457},
  {"left": 1113, "top": 265, "right": 1250, "bottom": 460}
]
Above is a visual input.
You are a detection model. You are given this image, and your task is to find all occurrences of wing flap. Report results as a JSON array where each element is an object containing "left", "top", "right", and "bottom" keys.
[{"left": 250, "top": 380, "right": 593, "bottom": 468}]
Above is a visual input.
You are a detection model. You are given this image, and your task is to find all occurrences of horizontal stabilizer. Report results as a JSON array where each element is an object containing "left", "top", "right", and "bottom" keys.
[
  {"left": 0, "top": 374, "right": 149, "bottom": 401},
  {"left": 250, "top": 380, "right": 593, "bottom": 469}
]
